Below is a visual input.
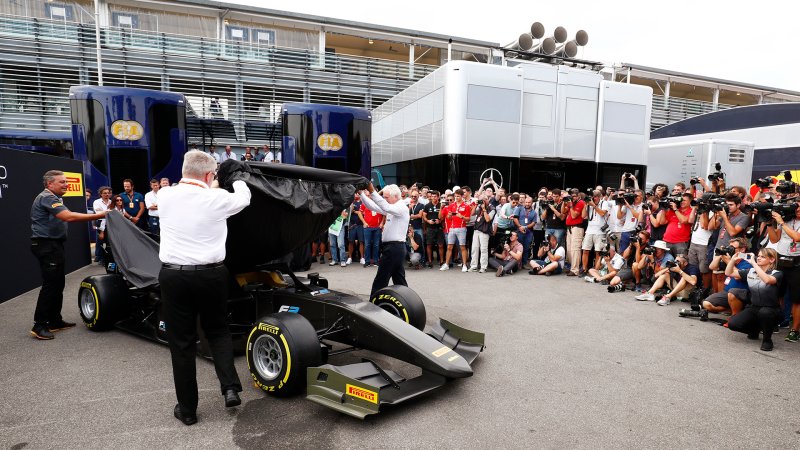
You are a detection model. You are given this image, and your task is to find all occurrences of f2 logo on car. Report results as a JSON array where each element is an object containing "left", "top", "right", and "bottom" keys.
[{"left": 279, "top": 305, "right": 300, "bottom": 313}]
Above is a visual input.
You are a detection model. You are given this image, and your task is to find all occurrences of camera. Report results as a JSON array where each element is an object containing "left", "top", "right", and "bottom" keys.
[
  {"left": 540, "top": 240, "right": 550, "bottom": 248},
  {"left": 562, "top": 195, "right": 573, "bottom": 203},
  {"left": 707, "top": 162, "right": 725, "bottom": 183},
  {"left": 641, "top": 203, "right": 651, "bottom": 211},
  {"left": 623, "top": 172, "right": 632, "bottom": 179},
  {"left": 615, "top": 192, "right": 636, "bottom": 205},
  {"left": 755, "top": 177, "right": 772, "bottom": 189},
  {"left": 714, "top": 246, "right": 735, "bottom": 257},
  {"left": 679, "top": 288, "right": 711, "bottom": 320},
  {"left": 477, "top": 199, "right": 484, "bottom": 206},
  {"left": 776, "top": 180, "right": 798, "bottom": 195},
  {"left": 665, "top": 260, "right": 678, "bottom": 269},
  {"left": 689, "top": 177, "right": 699, "bottom": 185},
  {"left": 659, "top": 196, "right": 683, "bottom": 209},
  {"left": 607, "top": 284, "right": 626, "bottom": 293},
  {"left": 494, "top": 230, "right": 512, "bottom": 254},
  {"left": 642, "top": 246, "right": 655, "bottom": 255}
]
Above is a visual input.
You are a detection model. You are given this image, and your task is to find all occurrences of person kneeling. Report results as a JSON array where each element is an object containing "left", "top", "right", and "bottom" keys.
[
  {"left": 635, "top": 254, "right": 700, "bottom": 306},
  {"left": 725, "top": 249, "right": 782, "bottom": 351},
  {"left": 529, "top": 233, "right": 565, "bottom": 276},
  {"left": 489, "top": 231, "right": 523, "bottom": 277}
]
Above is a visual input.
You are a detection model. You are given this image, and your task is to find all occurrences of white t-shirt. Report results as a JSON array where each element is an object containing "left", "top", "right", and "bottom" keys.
[
  {"left": 585, "top": 200, "right": 611, "bottom": 235},
  {"left": 690, "top": 211, "right": 714, "bottom": 246},
  {"left": 546, "top": 246, "right": 567, "bottom": 269},
  {"left": 610, "top": 253, "right": 626, "bottom": 271},
  {"left": 615, "top": 203, "right": 641, "bottom": 233},
  {"left": 92, "top": 198, "right": 111, "bottom": 231}
]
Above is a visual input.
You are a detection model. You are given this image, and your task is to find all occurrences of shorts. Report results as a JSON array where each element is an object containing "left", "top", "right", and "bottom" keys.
[
  {"left": 313, "top": 231, "right": 327, "bottom": 244},
  {"left": 532, "top": 259, "right": 563, "bottom": 275},
  {"left": 616, "top": 268, "right": 633, "bottom": 281},
  {"left": 349, "top": 226, "right": 364, "bottom": 242},
  {"left": 666, "top": 241, "right": 689, "bottom": 258},
  {"left": 728, "top": 288, "right": 751, "bottom": 305},
  {"left": 447, "top": 227, "right": 467, "bottom": 246},
  {"left": 581, "top": 233, "right": 606, "bottom": 251},
  {"left": 704, "top": 291, "right": 730, "bottom": 308},
  {"left": 687, "top": 242, "right": 709, "bottom": 273},
  {"left": 426, "top": 227, "right": 445, "bottom": 246}
]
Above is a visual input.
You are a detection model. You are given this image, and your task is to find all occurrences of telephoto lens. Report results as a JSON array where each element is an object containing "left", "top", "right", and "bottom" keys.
[{"left": 607, "top": 284, "right": 626, "bottom": 293}]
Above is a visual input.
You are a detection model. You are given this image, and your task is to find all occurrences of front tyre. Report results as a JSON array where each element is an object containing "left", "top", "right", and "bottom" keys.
[
  {"left": 77, "top": 274, "right": 129, "bottom": 331},
  {"left": 246, "top": 313, "right": 321, "bottom": 397},
  {"left": 370, "top": 285, "right": 427, "bottom": 331}
]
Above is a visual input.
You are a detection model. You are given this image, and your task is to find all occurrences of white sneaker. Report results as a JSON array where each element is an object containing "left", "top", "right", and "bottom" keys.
[
  {"left": 657, "top": 297, "right": 671, "bottom": 306},
  {"left": 340, "top": 262, "right": 347, "bottom": 267},
  {"left": 462, "top": 265, "right": 468, "bottom": 273},
  {"left": 636, "top": 293, "right": 655, "bottom": 301},
  {"left": 346, "top": 257, "right": 352, "bottom": 265},
  {"left": 329, "top": 261, "right": 336, "bottom": 266},
  {"left": 359, "top": 258, "right": 366, "bottom": 265},
  {"left": 479, "top": 268, "right": 486, "bottom": 273},
  {"left": 584, "top": 276, "right": 596, "bottom": 283},
  {"left": 468, "top": 266, "right": 478, "bottom": 272},
  {"left": 440, "top": 264, "right": 449, "bottom": 271}
]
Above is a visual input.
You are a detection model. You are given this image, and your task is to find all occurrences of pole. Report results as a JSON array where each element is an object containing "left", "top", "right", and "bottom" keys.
[{"left": 94, "top": 0, "right": 104, "bottom": 86}]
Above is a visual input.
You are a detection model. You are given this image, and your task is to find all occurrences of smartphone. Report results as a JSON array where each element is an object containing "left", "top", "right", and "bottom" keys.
[{"left": 738, "top": 252, "right": 747, "bottom": 259}]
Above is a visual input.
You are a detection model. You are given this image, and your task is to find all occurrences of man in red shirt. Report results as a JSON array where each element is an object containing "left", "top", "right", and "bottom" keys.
[
  {"left": 564, "top": 190, "right": 586, "bottom": 276},
  {"left": 439, "top": 189, "right": 472, "bottom": 272},
  {"left": 360, "top": 201, "right": 385, "bottom": 267},
  {"left": 658, "top": 192, "right": 694, "bottom": 256}
]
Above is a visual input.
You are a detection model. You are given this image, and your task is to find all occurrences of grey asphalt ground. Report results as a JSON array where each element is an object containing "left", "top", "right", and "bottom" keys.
[{"left": 2, "top": 261, "right": 800, "bottom": 449}]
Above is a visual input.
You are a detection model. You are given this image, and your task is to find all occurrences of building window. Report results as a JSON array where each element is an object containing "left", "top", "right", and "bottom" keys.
[
  {"left": 225, "top": 25, "right": 249, "bottom": 42},
  {"left": 252, "top": 29, "right": 275, "bottom": 45},
  {"left": 45, "top": 3, "right": 74, "bottom": 21},
  {"left": 112, "top": 12, "right": 138, "bottom": 29}
]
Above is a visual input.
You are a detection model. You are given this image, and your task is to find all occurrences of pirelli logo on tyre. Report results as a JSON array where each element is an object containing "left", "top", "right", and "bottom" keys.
[
  {"left": 346, "top": 384, "right": 378, "bottom": 404},
  {"left": 257, "top": 323, "right": 280, "bottom": 334}
]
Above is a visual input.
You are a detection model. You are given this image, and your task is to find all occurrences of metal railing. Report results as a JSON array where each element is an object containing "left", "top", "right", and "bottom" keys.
[
  {"left": 650, "top": 95, "right": 735, "bottom": 131},
  {"left": 0, "top": 13, "right": 437, "bottom": 140}
]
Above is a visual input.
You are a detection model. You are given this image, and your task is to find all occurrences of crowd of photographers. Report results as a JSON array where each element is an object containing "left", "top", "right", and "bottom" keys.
[{"left": 325, "top": 168, "right": 800, "bottom": 352}]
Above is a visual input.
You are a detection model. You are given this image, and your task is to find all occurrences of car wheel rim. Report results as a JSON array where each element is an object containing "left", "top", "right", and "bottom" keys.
[
  {"left": 378, "top": 302, "right": 402, "bottom": 319},
  {"left": 80, "top": 289, "right": 96, "bottom": 320},
  {"left": 253, "top": 334, "right": 282, "bottom": 380}
]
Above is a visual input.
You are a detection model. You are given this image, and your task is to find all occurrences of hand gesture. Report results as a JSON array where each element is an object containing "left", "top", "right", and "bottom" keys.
[{"left": 772, "top": 211, "right": 784, "bottom": 225}]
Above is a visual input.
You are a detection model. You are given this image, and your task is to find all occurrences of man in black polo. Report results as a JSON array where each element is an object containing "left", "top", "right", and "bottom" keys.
[
  {"left": 158, "top": 151, "right": 251, "bottom": 426},
  {"left": 30, "top": 170, "right": 107, "bottom": 340}
]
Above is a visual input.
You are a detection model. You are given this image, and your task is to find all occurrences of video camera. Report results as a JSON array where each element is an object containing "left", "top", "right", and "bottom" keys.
[
  {"left": 776, "top": 170, "right": 798, "bottom": 195},
  {"left": 707, "top": 162, "right": 725, "bottom": 183},
  {"left": 755, "top": 177, "right": 773, "bottom": 189},
  {"left": 752, "top": 198, "right": 798, "bottom": 223},
  {"left": 614, "top": 192, "right": 636, "bottom": 205},
  {"left": 695, "top": 193, "right": 726, "bottom": 214},
  {"left": 658, "top": 195, "right": 683, "bottom": 209}
]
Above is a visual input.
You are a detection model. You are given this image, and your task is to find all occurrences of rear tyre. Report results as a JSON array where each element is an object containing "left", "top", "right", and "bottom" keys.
[
  {"left": 77, "top": 274, "right": 129, "bottom": 331},
  {"left": 370, "top": 285, "right": 427, "bottom": 331},
  {"left": 246, "top": 312, "right": 322, "bottom": 397}
]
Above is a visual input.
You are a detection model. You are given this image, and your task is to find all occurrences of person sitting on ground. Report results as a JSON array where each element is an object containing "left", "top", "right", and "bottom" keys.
[
  {"left": 609, "top": 230, "right": 651, "bottom": 290},
  {"left": 407, "top": 225, "right": 423, "bottom": 269},
  {"left": 528, "top": 233, "right": 565, "bottom": 276},
  {"left": 635, "top": 254, "right": 700, "bottom": 306},
  {"left": 585, "top": 245, "right": 625, "bottom": 284},
  {"left": 699, "top": 237, "right": 752, "bottom": 319},
  {"left": 725, "top": 248, "right": 783, "bottom": 351},
  {"left": 632, "top": 239, "right": 674, "bottom": 290},
  {"left": 489, "top": 231, "right": 523, "bottom": 277}
]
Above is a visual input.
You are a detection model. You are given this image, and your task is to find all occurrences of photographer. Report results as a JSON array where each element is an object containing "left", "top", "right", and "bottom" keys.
[
  {"left": 422, "top": 190, "right": 445, "bottom": 268},
  {"left": 564, "top": 190, "right": 587, "bottom": 276},
  {"left": 542, "top": 188, "right": 567, "bottom": 248},
  {"left": 619, "top": 172, "right": 640, "bottom": 191},
  {"left": 688, "top": 192, "right": 715, "bottom": 289},
  {"left": 709, "top": 193, "right": 751, "bottom": 255},
  {"left": 659, "top": 192, "right": 694, "bottom": 256},
  {"left": 469, "top": 192, "right": 495, "bottom": 273},
  {"left": 489, "top": 231, "right": 523, "bottom": 277},
  {"left": 643, "top": 194, "right": 667, "bottom": 242},
  {"left": 725, "top": 249, "right": 782, "bottom": 351},
  {"left": 439, "top": 189, "right": 471, "bottom": 272},
  {"left": 532, "top": 189, "right": 548, "bottom": 250},
  {"left": 528, "top": 233, "right": 565, "bottom": 276},
  {"left": 406, "top": 225, "right": 423, "bottom": 269},
  {"left": 699, "top": 237, "right": 752, "bottom": 318},
  {"left": 635, "top": 254, "right": 699, "bottom": 306},
  {"left": 766, "top": 204, "right": 800, "bottom": 342},
  {"left": 585, "top": 245, "right": 625, "bottom": 284},
  {"left": 513, "top": 196, "right": 539, "bottom": 267},
  {"left": 580, "top": 190, "right": 611, "bottom": 276},
  {"left": 613, "top": 190, "right": 643, "bottom": 254},
  {"left": 632, "top": 240, "right": 674, "bottom": 291},
  {"left": 610, "top": 230, "right": 651, "bottom": 289}
]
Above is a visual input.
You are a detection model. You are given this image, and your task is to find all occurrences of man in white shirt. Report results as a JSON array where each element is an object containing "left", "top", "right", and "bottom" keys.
[
  {"left": 144, "top": 179, "right": 161, "bottom": 235},
  {"left": 220, "top": 145, "right": 237, "bottom": 162},
  {"left": 207, "top": 145, "right": 220, "bottom": 163},
  {"left": 91, "top": 186, "right": 112, "bottom": 263},
  {"left": 613, "top": 190, "right": 644, "bottom": 254},
  {"left": 581, "top": 190, "right": 611, "bottom": 274},
  {"left": 158, "top": 150, "right": 251, "bottom": 426},
  {"left": 359, "top": 183, "right": 410, "bottom": 297}
]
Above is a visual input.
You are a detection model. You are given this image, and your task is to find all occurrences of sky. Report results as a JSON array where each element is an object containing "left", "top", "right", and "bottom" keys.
[{"left": 231, "top": 0, "right": 800, "bottom": 93}]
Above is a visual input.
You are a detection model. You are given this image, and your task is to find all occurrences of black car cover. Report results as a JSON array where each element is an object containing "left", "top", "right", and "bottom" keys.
[
  {"left": 217, "top": 160, "right": 369, "bottom": 272},
  {"left": 105, "top": 210, "right": 161, "bottom": 288}
]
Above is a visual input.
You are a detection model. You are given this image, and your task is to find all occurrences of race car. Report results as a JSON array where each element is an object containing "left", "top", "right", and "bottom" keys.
[{"left": 77, "top": 161, "right": 484, "bottom": 418}]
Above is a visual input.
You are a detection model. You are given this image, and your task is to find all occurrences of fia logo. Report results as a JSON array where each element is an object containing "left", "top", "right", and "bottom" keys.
[
  {"left": 0, "top": 165, "right": 7, "bottom": 199},
  {"left": 278, "top": 305, "right": 300, "bottom": 313}
]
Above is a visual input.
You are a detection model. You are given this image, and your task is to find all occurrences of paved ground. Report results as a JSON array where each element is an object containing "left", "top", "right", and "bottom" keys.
[{"left": 2, "top": 262, "right": 800, "bottom": 449}]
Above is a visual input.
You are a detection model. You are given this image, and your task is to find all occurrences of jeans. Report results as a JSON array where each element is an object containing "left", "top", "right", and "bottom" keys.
[
  {"left": 488, "top": 256, "right": 518, "bottom": 274},
  {"left": 618, "top": 231, "right": 632, "bottom": 255},
  {"left": 148, "top": 216, "right": 160, "bottom": 235},
  {"left": 518, "top": 231, "right": 533, "bottom": 265},
  {"left": 363, "top": 227, "right": 382, "bottom": 264},
  {"left": 328, "top": 228, "right": 346, "bottom": 263}
]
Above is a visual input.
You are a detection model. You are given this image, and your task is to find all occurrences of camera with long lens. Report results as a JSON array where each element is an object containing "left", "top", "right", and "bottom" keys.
[
  {"left": 614, "top": 192, "right": 637, "bottom": 205},
  {"left": 777, "top": 180, "right": 798, "bottom": 195},
  {"left": 665, "top": 260, "right": 678, "bottom": 269},
  {"left": 607, "top": 284, "right": 626, "bottom": 293},
  {"left": 707, "top": 162, "right": 725, "bottom": 183},
  {"left": 679, "top": 288, "right": 711, "bottom": 320},
  {"left": 774, "top": 201, "right": 799, "bottom": 221},
  {"left": 714, "top": 246, "right": 735, "bottom": 257},
  {"left": 494, "top": 230, "right": 512, "bottom": 254},
  {"left": 659, "top": 195, "right": 683, "bottom": 209}
]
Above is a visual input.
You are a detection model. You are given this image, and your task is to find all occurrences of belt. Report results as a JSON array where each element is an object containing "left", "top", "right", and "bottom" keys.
[
  {"left": 381, "top": 241, "right": 405, "bottom": 246},
  {"left": 31, "top": 237, "right": 66, "bottom": 242},
  {"left": 162, "top": 262, "right": 224, "bottom": 270}
]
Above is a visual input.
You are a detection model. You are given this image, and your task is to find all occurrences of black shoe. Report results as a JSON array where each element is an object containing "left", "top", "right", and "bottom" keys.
[
  {"left": 48, "top": 320, "right": 76, "bottom": 332},
  {"left": 528, "top": 269, "right": 536, "bottom": 275},
  {"left": 30, "top": 325, "right": 54, "bottom": 340},
  {"left": 173, "top": 404, "right": 197, "bottom": 426},
  {"left": 761, "top": 339, "right": 774, "bottom": 351},
  {"left": 224, "top": 389, "right": 241, "bottom": 407}
]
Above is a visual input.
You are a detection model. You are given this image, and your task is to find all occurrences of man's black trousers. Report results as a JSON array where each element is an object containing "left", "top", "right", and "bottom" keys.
[
  {"left": 371, "top": 241, "right": 408, "bottom": 297},
  {"left": 159, "top": 265, "right": 241, "bottom": 413},
  {"left": 30, "top": 238, "right": 66, "bottom": 326}
]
